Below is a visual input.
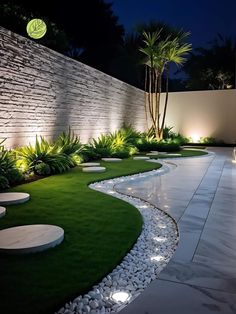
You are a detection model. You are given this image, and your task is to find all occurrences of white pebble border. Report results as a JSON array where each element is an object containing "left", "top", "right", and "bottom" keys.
[{"left": 56, "top": 161, "right": 179, "bottom": 314}]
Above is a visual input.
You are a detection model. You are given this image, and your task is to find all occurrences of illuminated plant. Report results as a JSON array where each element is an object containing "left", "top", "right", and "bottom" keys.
[
  {"left": 15, "top": 136, "right": 74, "bottom": 175},
  {"left": 140, "top": 30, "right": 191, "bottom": 139}
]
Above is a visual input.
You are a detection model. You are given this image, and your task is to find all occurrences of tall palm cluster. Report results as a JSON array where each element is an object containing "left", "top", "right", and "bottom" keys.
[{"left": 139, "top": 30, "right": 192, "bottom": 139}]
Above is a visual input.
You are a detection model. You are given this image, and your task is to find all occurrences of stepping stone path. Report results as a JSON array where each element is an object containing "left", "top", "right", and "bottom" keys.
[
  {"left": 0, "top": 206, "right": 6, "bottom": 218},
  {"left": 133, "top": 156, "right": 150, "bottom": 160},
  {"left": 79, "top": 162, "right": 101, "bottom": 167},
  {"left": 101, "top": 158, "right": 122, "bottom": 162},
  {"left": 0, "top": 192, "right": 30, "bottom": 206},
  {"left": 82, "top": 166, "right": 106, "bottom": 173},
  {"left": 0, "top": 224, "right": 64, "bottom": 254}
]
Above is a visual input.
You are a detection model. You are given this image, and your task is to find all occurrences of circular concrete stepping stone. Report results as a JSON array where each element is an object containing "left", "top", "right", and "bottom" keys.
[
  {"left": 101, "top": 158, "right": 122, "bottom": 162},
  {"left": 133, "top": 156, "right": 150, "bottom": 160},
  {"left": 0, "top": 224, "right": 64, "bottom": 254},
  {"left": 146, "top": 153, "right": 159, "bottom": 156},
  {"left": 150, "top": 151, "right": 159, "bottom": 154},
  {"left": 0, "top": 207, "right": 6, "bottom": 218},
  {"left": 82, "top": 166, "right": 106, "bottom": 173},
  {"left": 166, "top": 153, "right": 182, "bottom": 156},
  {"left": 79, "top": 162, "right": 101, "bottom": 167},
  {"left": 0, "top": 192, "right": 30, "bottom": 206}
]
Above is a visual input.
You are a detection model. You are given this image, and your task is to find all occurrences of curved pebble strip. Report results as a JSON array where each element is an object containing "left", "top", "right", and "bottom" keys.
[{"left": 56, "top": 161, "right": 178, "bottom": 314}]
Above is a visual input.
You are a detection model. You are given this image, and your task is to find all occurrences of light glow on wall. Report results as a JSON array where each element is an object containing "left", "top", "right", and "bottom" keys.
[{"left": 191, "top": 134, "right": 201, "bottom": 143}]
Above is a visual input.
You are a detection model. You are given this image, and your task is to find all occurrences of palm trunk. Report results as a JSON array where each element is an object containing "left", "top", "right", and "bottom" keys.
[
  {"left": 144, "top": 65, "right": 148, "bottom": 129},
  {"left": 156, "top": 73, "right": 162, "bottom": 139},
  {"left": 160, "top": 64, "right": 170, "bottom": 138}
]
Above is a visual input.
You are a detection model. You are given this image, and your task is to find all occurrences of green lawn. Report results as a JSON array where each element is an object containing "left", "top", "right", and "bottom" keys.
[
  {"left": 0, "top": 150, "right": 207, "bottom": 314},
  {"left": 0, "top": 159, "right": 162, "bottom": 314}
]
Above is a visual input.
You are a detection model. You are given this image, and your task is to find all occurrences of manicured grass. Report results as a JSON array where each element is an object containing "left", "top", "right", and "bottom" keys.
[
  {"left": 0, "top": 159, "right": 162, "bottom": 314},
  {"left": 0, "top": 149, "right": 207, "bottom": 313}
]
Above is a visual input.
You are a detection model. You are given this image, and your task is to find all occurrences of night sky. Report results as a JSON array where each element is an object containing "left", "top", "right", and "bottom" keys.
[{"left": 109, "top": 0, "right": 236, "bottom": 48}]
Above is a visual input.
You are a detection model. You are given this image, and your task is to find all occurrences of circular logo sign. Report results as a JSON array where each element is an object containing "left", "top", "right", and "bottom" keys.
[{"left": 26, "top": 19, "right": 47, "bottom": 39}]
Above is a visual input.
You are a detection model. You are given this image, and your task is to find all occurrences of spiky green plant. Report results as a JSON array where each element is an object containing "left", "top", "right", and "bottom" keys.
[
  {"left": 55, "top": 129, "right": 83, "bottom": 165},
  {"left": 15, "top": 136, "right": 74, "bottom": 175},
  {"left": 0, "top": 139, "right": 23, "bottom": 189}
]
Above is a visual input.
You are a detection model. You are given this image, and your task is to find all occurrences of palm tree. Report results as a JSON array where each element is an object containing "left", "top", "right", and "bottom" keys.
[
  {"left": 140, "top": 30, "right": 191, "bottom": 139},
  {"left": 160, "top": 34, "right": 192, "bottom": 137}
]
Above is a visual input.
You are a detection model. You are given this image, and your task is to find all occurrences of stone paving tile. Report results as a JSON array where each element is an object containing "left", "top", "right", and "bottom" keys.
[{"left": 120, "top": 148, "right": 236, "bottom": 314}]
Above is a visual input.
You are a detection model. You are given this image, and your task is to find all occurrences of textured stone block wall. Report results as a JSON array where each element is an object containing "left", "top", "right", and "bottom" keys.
[{"left": 0, "top": 26, "right": 145, "bottom": 148}]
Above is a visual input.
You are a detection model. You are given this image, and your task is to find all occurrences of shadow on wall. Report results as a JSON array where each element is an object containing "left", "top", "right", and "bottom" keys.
[{"left": 50, "top": 56, "right": 72, "bottom": 141}]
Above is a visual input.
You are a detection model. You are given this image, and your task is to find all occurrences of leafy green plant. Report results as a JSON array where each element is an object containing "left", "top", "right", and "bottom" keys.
[
  {"left": 15, "top": 136, "right": 74, "bottom": 175},
  {"left": 135, "top": 133, "right": 158, "bottom": 151},
  {"left": 0, "top": 139, "right": 23, "bottom": 190},
  {"left": 0, "top": 175, "right": 9, "bottom": 190},
  {"left": 163, "top": 126, "right": 189, "bottom": 145},
  {"left": 55, "top": 129, "right": 83, "bottom": 164},
  {"left": 117, "top": 125, "right": 142, "bottom": 145},
  {"left": 199, "top": 136, "right": 224, "bottom": 144},
  {"left": 88, "top": 134, "right": 113, "bottom": 158}
]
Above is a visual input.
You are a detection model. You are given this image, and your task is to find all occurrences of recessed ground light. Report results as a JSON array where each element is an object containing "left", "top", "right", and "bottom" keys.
[
  {"left": 153, "top": 236, "right": 167, "bottom": 243},
  {"left": 111, "top": 291, "right": 131, "bottom": 303},
  {"left": 150, "top": 255, "right": 164, "bottom": 262},
  {"left": 158, "top": 223, "right": 167, "bottom": 229}
]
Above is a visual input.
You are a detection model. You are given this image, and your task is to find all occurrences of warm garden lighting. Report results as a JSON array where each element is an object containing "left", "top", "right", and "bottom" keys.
[
  {"left": 232, "top": 148, "right": 236, "bottom": 163},
  {"left": 111, "top": 291, "right": 131, "bottom": 303},
  {"left": 158, "top": 223, "right": 167, "bottom": 229},
  {"left": 153, "top": 236, "right": 167, "bottom": 243},
  {"left": 191, "top": 134, "right": 200, "bottom": 143},
  {"left": 26, "top": 19, "right": 47, "bottom": 39},
  {"left": 150, "top": 255, "right": 164, "bottom": 262}
]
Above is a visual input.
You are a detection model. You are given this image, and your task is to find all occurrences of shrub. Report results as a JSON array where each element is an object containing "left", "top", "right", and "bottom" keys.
[
  {"left": 110, "top": 131, "right": 137, "bottom": 158},
  {"left": 135, "top": 134, "right": 159, "bottom": 151},
  {"left": 117, "top": 125, "right": 142, "bottom": 145},
  {"left": 163, "top": 126, "right": 189, "bottom": 145},
  {"left": 0, "top": 175, "right": 9, "bottom": 190},
  {"left": 199, "top": 136, "right": 224, "bottom": 144},
  {"left": 15, "top": 136, "right": 74, "bottom": 175},
  {"left": 55, "top": 129, "right": 83, "bottom": 165},
  {"left": 156, "top": 141, "right": 180, "bottom": 152},
  {"left": 88, "top": 134, "right": 113, "bottom": 158},
  {"left": 0, "top": 139, "right": 23, "bottom": 190}
]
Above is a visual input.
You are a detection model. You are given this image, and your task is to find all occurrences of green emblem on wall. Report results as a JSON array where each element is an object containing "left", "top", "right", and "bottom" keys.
[{"left": 26, "top": 19, "right": 47, "bottom": 39}]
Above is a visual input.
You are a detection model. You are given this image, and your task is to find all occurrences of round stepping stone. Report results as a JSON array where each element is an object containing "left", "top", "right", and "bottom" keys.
[
  {"left": 82, "top": 166, "right": 106, "bottom": 173},
  {"left": 166, "top": 153, "right": 182, "bottom": 156},
  {"left": 101, "top": 158, "right": 122, "bottom": 162},
  {"left": 150, "top": 151, "right": 159, "bottom": 154},
  {"left": 0, "top": 206, "right": 6, "bottom": 218},
  {"left": 133, "top": 156, "right": 150, "bottom": 160},
  {"left": 79, "top": 162, "right": 101, "bottom": 167},
  {"left": 0, "top": 192, "right": 30, "bottom": 206},
  {"left": 146, "top": 153, "right": 159, "bottom": 156},
  {"left": 158, "top": 152, "right": 167, "bottom": 154},
  {"left": 0, "top": 224, "right": 64, "bottom": 254}
]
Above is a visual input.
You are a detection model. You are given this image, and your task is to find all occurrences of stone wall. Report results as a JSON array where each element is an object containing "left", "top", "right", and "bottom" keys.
[
  {"left": 161, "top": 89, "right": 236, "bottom": 144},
  {"left": 1, "top": 26, "right": 235, "bottom": 148},
  {"left": 0, "top": 26, "right": 145, "bottom": 148}
]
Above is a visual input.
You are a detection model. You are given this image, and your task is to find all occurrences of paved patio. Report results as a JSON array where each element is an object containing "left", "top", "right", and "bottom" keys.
[{"left": 115, "top": 148, "right": 236, "bottom": 314}]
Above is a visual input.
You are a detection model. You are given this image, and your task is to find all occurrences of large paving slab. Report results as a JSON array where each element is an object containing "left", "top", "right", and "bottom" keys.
[
  {"left": 0, "top": 224, "right": 64, "bottom": 254},
  {"left": 0, "top": 192, "right": 30, "bottom": 205},
  {"left": 118, "top": 148, "right": 236, "bottom": 314}
]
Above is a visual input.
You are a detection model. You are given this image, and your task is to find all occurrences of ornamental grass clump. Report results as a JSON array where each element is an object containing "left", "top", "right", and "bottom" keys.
[
  {"left": 15, "top": 136, "right": 74, "bottom": 176},
  {"left": 0, "top": 139, "right": 23, "bottom": 190}
]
